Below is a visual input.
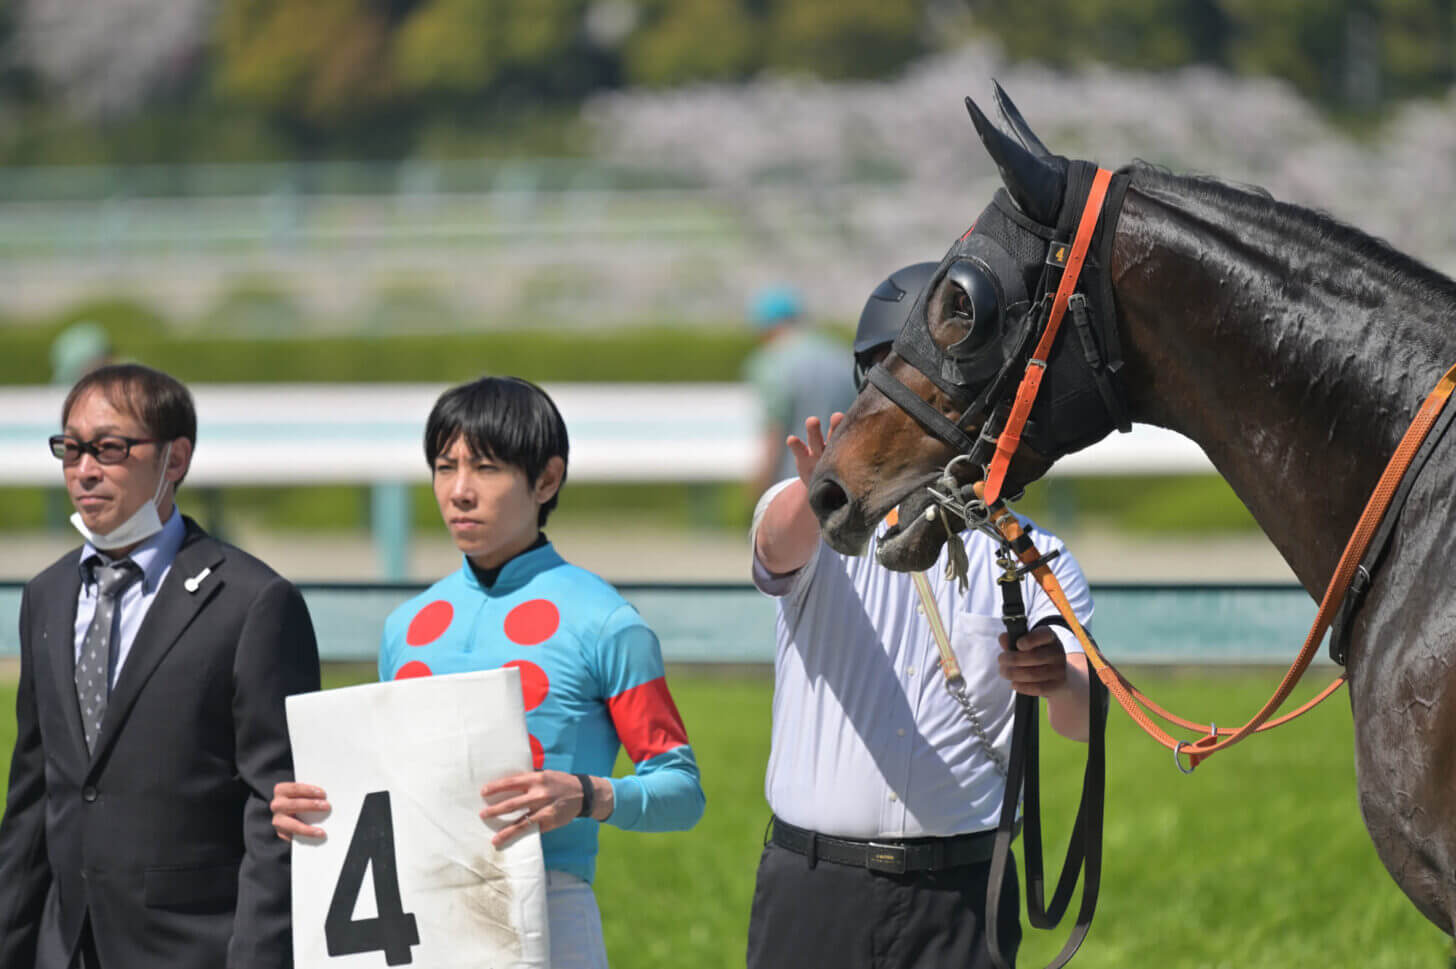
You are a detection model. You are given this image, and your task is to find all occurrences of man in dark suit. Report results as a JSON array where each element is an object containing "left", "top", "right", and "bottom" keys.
[{"left": 0, "top": 363, "right": 321, "bottom": 969}]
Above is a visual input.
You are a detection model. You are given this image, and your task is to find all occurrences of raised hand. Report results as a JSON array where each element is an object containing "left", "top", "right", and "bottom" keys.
[{"left": 786, "top": 412, "right": 845, "bottom": 486}]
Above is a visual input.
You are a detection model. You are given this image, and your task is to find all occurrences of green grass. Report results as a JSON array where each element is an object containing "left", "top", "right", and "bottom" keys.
[{"left": 0, "top": 667, "right": 1447, "bottom": 967}]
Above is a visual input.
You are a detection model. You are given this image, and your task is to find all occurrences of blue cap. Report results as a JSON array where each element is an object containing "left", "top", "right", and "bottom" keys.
[{"left": 750, "top": 285, "right": 804, "bottom": 328}]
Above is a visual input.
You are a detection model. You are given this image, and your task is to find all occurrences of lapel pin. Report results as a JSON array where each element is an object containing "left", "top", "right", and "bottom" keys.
[{"left": 183, "top": 567, "right": 213, "bottom": 594}]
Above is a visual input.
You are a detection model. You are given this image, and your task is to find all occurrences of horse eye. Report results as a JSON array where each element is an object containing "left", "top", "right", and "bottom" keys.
[
  {"left": 951, "top": 289, "right": 974, "bottom": 320},
  {"left": 943, "top": 259, "right": 1001, "bottom": 335}
]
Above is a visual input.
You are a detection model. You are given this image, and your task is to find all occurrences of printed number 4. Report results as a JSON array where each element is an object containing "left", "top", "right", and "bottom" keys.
[{"left": 325, "top": 790, "right": 421, "bottom": 965}]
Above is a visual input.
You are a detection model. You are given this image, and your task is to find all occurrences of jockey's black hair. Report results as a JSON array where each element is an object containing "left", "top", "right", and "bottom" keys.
[{"left": 424, "top": 376, "right": 569, "bottom": 526}]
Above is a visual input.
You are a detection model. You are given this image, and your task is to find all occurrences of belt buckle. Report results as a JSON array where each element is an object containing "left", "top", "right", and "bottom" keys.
[{"left": 865, "top": 842, "right": 907, "bottom": 874}]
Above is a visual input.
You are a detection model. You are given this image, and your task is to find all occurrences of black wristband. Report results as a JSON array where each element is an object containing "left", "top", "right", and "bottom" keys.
[{"left": 575, "top": 773, "right": 595, "bottom": 819}]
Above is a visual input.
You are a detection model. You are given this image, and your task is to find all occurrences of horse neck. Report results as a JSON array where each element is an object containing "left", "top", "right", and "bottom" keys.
[{"left": 1108, "top": 177, "right": 1456, "bottom": 595}]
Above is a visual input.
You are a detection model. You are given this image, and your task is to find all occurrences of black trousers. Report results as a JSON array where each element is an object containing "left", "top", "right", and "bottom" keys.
[{"left": 746, "top": 840, "right": 1022, "bottom": 969}]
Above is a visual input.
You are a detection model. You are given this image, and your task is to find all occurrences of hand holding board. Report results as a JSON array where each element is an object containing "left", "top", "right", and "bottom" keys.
[{"left": 287, "top": 668, "right": 549, "bottom": 968}]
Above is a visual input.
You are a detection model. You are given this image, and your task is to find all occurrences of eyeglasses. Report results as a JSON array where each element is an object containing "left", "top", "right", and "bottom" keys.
[{"left": 49, "top": 435, "right": 157, "bottom": 465}]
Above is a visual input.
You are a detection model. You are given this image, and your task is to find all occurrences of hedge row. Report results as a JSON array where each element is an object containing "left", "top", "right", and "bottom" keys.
[{"left": 3, "top": 317, "right": 778, "bottom": 386}]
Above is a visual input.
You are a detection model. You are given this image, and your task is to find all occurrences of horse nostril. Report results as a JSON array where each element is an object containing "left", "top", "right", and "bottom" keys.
[{"left": 808, "top": 475, "right": 850, "bottom": 522}]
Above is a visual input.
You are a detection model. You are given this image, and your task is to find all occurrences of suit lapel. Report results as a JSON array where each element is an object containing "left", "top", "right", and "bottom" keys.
[
  {"left": 89, "top": 523, "right": 226, "bottom": 771},
  {"left": 41, "top": 557, "right": 88, "bottom": 757}
]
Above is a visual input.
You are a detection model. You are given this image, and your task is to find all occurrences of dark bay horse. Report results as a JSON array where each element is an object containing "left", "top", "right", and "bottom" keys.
[{"left": 808, "top": 86, "right": 1456, "bottom": 934}]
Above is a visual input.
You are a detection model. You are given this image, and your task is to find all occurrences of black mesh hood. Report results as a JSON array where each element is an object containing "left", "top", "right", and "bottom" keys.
[{"left": 874, "top": 161, "right": 1134, "bottom": 472}]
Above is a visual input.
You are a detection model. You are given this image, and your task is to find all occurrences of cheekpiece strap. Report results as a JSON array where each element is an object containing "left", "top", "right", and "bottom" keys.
[
  {"left": 983, "top": 166, "right": 1114, "bottom": 504},
  {"left": 866, "top": 363, "right": 978, "bottom": 454}
]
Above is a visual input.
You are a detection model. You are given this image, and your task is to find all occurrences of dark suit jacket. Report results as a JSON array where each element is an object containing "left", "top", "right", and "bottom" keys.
[{"left": 0, "top": 517, "right": 321, "bottom": 969}]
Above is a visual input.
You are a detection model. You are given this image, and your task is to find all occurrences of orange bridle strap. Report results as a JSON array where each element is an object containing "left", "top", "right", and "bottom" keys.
[
  {"left": 983, "top": 167, "right": 1114, "bottom": 505},
  {"left": 978, "top": 360, "right": 1456, "bottom": 771}
]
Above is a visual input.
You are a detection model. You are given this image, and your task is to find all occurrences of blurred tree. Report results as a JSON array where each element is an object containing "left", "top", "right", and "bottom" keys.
[
  {"left": 969, "top": 0, "right": 1227, "bottom": 71},
  {"left": 973, "top": 0, "right": 1456, "bottom": 111},
  {"left": 12, "top": 0, "right": 1456, "bottom": 163},
  {"left": 14, "top": 0, "right": 216, "bottom": 118},
  {"left": 219, "top": 0, "right": 607, "bottom": 151},
  {"left": 394, "top": 0, "right": 506, "bottom": 95},
  {"left": 622, "top": 0, "right": 934, "bottom": 86},
  {"left": 623, "top": 0, "right": 760, "bottom": 86},
  {"left": 1221, "top": 0, "right": 1450, "bottom": 109},
  {"left": 395, "top": 0, "right": 587, "bottom": 97},
  {"left": 764, "top": 0, "right": 928, "bottom": 79},
  {"left": 1222, "top": 0, "right": 1352, "bottom": 105},
  {"left": 216, "top": 0, "right": 406, "bottom": 127},
  {"left": 0, "top": 0, "right": 38, "bottom": 103},
  {"left": 1379, "top": 0, "right": 1455, "bottom": 100}
]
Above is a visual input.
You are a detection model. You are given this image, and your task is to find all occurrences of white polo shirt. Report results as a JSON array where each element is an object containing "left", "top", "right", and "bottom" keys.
[{"left": 751, "top": 480, "right": 1092, "bottom": 840}]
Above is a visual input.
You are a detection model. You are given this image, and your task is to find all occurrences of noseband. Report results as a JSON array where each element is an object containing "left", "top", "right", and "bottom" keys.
[{"left": 867, "top": 161, "right": 1133, "bottom": 505}]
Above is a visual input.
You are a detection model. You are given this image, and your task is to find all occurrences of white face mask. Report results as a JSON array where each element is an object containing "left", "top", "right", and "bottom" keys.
[{"left": 71, "top": 442, "right": 174, "bottom": 551}]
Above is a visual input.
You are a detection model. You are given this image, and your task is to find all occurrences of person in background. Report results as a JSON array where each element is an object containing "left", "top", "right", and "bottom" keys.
[
  {"left": 746, "top": 263, "right": 1095, "bottom": 969},
  {"left": 0, "top": 363, "right": 321, "bottom": 969},
  {"left": 271, "top": 375, "right": 705, "bottom": 969},
  {"left": 742, "top": 284, "right": 856, "bottom": 499},
  {"left": 49, "top": 321, "right": 114, "bottom": 387}
]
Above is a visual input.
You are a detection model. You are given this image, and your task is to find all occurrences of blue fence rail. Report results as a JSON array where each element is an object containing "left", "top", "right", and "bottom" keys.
[{"left": 0, "top": 582, "right": 1330, "bottom": 667}]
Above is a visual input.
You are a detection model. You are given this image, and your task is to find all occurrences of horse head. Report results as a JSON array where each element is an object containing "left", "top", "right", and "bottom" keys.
[{"left": 811, "top": 84, "right": 1131, "bottom": 571}]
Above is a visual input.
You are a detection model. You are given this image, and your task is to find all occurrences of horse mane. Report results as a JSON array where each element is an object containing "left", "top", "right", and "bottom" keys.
[{"left": 1126, "top": 160, "right": 1456, "bottom": 307}]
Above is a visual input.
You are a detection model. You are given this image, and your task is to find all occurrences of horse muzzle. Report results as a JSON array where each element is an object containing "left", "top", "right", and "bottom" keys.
[
  {"left": 807, "top": 470, "right": 873, "bottom": 556},
  {"left": 809, "top": 467, "right": 955, "bottom": 571}
]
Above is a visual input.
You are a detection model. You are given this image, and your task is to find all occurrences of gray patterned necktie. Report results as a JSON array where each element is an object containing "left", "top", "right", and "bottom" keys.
[{"left": 76, "top": 557, "right": 141, "bottom": 752}]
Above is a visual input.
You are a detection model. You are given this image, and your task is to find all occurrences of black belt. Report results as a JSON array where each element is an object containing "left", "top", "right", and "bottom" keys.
[{"left": 770, "top": 816, "right": 998, "bottom": 874}]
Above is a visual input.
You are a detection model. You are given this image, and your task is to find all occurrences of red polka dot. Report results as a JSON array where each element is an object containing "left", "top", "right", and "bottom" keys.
[
  {"left": 503, "top": 599, "right": 559, "bottom": 645},
  {"left": 406, "top": 600, "right": 453, "bottom": 646},
  {"left": 528, "top": 734, "right": 544, "bottom": 770},
  {"left": 395, "top": 660, "right": 433, "bottom": 679},
  {"left": 505, "top": 660, "right": 550, "bottom": 711}
]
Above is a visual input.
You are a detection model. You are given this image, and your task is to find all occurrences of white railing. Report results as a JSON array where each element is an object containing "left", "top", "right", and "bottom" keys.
[
  {"left": 0, "top": 381, "right": 1213, "bottom": 579},
  {"left": 0, "top": 382, "right": 1211, "bottom": 487}
]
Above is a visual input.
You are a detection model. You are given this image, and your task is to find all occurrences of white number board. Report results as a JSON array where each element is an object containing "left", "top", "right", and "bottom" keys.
[{"left": 287, "top": 668, "right": 549, "bottom": 968}]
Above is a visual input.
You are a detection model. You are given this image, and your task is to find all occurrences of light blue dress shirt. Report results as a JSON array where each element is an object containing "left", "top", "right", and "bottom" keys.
[{"left": 73, "top": 510, "right": 187, "bottom": 692}]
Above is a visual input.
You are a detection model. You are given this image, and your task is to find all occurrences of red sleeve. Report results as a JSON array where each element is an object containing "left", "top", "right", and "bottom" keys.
[{"left": 606, "top": 676, "right": 690, "bottom": 762}]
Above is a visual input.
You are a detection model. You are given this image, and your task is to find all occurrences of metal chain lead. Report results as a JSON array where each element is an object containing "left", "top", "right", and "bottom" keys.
[
  {"left": 893, "top": 451, "right": 1021, "bottom": 778},
  {"left": 944, "top": 672, "right": 1010, "bottom": 779}
]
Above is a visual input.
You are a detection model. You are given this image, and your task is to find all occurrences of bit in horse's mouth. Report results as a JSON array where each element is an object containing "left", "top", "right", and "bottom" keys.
[{"left": 874, "top": 486, "right": 961, "bottom": 570}]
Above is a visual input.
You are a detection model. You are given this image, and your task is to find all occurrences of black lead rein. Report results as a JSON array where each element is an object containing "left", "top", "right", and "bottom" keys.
[{"left": 984, "top": 543, "right": 1110, "bottom": 969}]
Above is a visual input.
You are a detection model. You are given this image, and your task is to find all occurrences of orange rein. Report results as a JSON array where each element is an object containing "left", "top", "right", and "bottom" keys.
[
  {"left": 982, "top": 167, "right": 1112, "bottom": 506},
  {"left": 971, "top": 166, "right": 1456, "bottom": 769}
]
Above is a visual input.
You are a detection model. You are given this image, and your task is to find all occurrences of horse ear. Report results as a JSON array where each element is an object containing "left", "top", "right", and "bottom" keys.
[
  {"left": 965, "top": 94, "right": 1065, "bottom": 226},
  {"left": 992, "top": 81, "right": 1052, "bottom": 159}
]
